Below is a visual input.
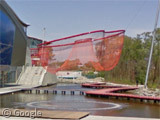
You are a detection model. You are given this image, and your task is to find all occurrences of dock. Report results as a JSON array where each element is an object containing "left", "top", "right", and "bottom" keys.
[
  {"left": 0, "top": 85, "right": 40, "bottom": 95},
  {"left": 23, "top": 88, "right": 85, "bottom": 95},
  {"left": 82, "top": 83, "right": 160, "bottom": 104}
]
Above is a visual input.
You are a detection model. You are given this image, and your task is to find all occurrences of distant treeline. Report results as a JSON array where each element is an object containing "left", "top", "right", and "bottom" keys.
[{"left": 103, "top": 28, "right": 160, "bottom": 88}]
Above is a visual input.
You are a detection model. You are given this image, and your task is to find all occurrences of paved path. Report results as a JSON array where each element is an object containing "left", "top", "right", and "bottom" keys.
[
  {"left": 0, "top": 116, "right": 62, "bottom": 120},
  {"left": 0, "top": 108, "right": 89, "bottom": 120},
  {"left": 0, "top": 115, "right": 159, "bottom": 120},
  {"left": 82, "top": 115, "right": 160, "bottom": 120},
  {"left": 0, "top": 85, "right": 39, "bottom": 95}
]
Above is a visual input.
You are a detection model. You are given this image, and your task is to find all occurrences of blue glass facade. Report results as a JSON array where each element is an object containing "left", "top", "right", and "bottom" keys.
[{"left": 0, "top": 10, "right": 15, "bottom": 65}]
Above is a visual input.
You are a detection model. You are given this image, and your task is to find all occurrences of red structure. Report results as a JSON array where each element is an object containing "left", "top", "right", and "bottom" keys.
[
  {"left": 30, "top": 48, "right": 40, "bottom": 66},
  {"left": 33, "top": 30, "right": 125, "bottom": 74},
  {"left": 82, "top": 83, "right": 160, "bottom": 102}
]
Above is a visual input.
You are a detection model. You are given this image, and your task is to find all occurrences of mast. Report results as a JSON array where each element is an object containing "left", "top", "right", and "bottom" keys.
[{"left": 144, "top": 0, "right": 160, "bottom": 88}]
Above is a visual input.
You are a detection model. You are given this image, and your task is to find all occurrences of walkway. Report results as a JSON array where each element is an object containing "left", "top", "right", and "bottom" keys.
[
  {"left": 82, "top": 83, "right": 160, "bottom": 102},
  {"left": 0, "top": 108, "right": 89, "bottom": 119},
  {"left": 0, "top": 115, "right": 159, "bottom": 120},
  {"left": 82, "top": 115, "right": 160, "bottom": 120},
  {"left": 0, "top": 85, "right": 39, "bottom": 95}
]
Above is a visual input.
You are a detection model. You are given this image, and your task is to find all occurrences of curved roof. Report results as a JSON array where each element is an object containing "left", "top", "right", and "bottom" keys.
[{"left": 0, "top": 0, "right": 29, "bottom": 27}]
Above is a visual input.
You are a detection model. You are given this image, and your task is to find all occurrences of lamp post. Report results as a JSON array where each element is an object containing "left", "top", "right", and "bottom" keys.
[{"left": 43, "top": 27, "right": 46, "bottom": 44}]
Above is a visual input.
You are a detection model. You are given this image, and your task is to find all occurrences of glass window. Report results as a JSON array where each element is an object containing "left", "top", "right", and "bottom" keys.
[{"left": 0, "top": 10, "right": 15, "bottom": 65}]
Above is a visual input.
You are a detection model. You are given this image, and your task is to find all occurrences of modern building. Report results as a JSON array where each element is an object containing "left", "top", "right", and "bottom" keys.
[
  {"left": 0, "top": 0, "right": 57, "bottom": 87},
  {"left": 28, "top": 36, "right": 43, "bottom": 49},
  {"left": 0, "top": 0, "right": 31, "bottom": 66},
  {"left": 0, "top": 0, "right": 31, "bottom": 87},
  {"left": 28, "top": 37, "right": 43, "bottom": 66},
  {"left": 56, "top": 71, "right": 82, "bottom": 79}
]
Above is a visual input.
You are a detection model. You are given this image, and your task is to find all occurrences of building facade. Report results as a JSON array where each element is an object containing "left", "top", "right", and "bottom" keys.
[
  {"left": 28, "top": 36, "right": 43, "bottom": 49},
  {"left": 0, "top": 0, "right": 31, "bottom": 66},
  {"left": 0, "top": 0, "right": 31, "bottom": 87},
  {"left": 28, "top": 37, "right": 43, "bottom": 66}
]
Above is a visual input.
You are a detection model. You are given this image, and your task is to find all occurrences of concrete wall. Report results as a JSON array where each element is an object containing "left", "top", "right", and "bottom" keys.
[{"left": 42, "top": 71, "right": 58, "bottom": 86}]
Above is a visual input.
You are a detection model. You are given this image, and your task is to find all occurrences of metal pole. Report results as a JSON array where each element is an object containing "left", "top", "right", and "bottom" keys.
[
  {"left": 43, "top": 27, "right": 46, "bottom": 43},
  {"left": 42, "top": 27, "right": 46, "bottom": 66},
  {"left": 144, "top": 0, "right": 160, "bottom": 88}
]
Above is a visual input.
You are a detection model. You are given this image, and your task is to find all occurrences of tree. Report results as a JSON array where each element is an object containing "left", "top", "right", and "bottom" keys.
[{"left": 103, "top": 28, "right": 160, "bottom": 88}]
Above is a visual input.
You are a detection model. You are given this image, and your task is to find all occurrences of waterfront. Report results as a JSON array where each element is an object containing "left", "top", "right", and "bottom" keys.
[{"left": 0, "top": 84, "right": 159, "bottom": 119}]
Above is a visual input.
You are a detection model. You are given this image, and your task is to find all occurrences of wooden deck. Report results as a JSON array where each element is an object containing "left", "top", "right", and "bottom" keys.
[
  {"left": 82, "top": 83, "right": 160, "bottom": 103},
  {"left": 0, "top": 108, "right": 89, "bottom": 119}
]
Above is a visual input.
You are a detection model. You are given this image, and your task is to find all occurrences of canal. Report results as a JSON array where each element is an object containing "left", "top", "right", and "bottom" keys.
[{"left": 0, "top": 84, "right": 159, "bottom": 118}]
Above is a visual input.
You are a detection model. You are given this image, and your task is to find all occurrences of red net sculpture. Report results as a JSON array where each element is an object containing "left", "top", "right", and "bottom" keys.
[
  {"left": 30, "top": 48, "right": 40, "bottom": 66},
  {"left": 36, "top": 30, "right": 125, "bottom": 74}
]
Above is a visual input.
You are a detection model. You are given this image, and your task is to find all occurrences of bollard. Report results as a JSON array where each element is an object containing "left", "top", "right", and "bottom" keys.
[
  {"left": 36, "top": 90, "right": 38, "bottom": 94},
  {"left": 44, "top": 90, "right": 48, "bottom": 94},
  {"left": 36, "top": 90, "right": 40, "bottom": 94},
  {"left": 61, "top": 91, "right": 66, "bottom": 95},
  {"left": 29, "top": 90, "right": 32, "bottom": 94},
  {"left": 80, "top": 91, "right": 84, "bottom": 95},
  {"left": 54, "top": 90, "right": 57, "bottom": 94},
  {"left": 154, "top": 100, "right": 157, "bottom": 104},
  {"left": 71, "top": 91, "right": 75, "bottom": 95}
]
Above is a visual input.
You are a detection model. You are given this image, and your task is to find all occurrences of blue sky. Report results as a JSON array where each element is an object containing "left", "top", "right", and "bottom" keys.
[{"left": 6, "top": 0, "right": 160, "bottom": 41}]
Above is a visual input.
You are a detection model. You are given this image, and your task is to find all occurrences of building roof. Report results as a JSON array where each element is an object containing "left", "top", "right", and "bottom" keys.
[
  {"left": 13, "top": 11, "right": 29, "bottom": 27},
  {"left": 28, "top": 36, "right": 43, "bottom": 41},
  {"left": 0, "top": 0, "right": 29, "bottom": 27}
]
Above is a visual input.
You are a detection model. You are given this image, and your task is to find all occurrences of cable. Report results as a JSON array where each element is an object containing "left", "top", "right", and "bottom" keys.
[{"left": 125, "top": 0, "right": 147, "bottom": 31}]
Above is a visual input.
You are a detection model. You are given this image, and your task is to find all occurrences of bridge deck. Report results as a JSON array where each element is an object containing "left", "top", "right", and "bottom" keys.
[{"left": 82, "top": 83, "right": 160, "bottom": 102}]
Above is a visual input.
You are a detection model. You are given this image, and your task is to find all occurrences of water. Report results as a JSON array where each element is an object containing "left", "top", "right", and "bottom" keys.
[{"left": 0, "top": 84, "right": 159, "bottom": 118}]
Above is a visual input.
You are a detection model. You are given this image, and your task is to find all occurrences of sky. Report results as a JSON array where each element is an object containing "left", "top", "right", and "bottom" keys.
[{"left": 6, "top": 0, "right": 160, "bottom": 41}]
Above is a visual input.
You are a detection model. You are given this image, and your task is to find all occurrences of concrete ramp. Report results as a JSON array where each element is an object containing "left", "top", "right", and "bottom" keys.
[{"left": 17, "top": 66, "right": 57, "bottom": 87}]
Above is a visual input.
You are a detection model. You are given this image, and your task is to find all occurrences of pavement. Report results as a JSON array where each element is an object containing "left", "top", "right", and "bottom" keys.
[
  {"left": 82, "top": 115, "right": 160, "bottom": 120},
  {"left": 0, "top": 115, "right": 159, "bottom": 120},
  {"left": 0, "top": 85, "right": 39, "bottom": 95},
  {"left": 0, "top": 117, "right": 61, "bottom": 120}
]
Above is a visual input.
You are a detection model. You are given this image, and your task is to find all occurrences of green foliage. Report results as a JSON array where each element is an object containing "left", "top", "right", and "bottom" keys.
[
  {"left": 84, "top": 71, "right": 96, "bottom": 79},
  {"left": 83, "top": 71, "right": 105, "bottom": 79},
  {"left": 97, "top": 71, "right": 105, "bottom": 78},
  {"left": 104, "top": 28, "right": 160, "bottom": 88}
]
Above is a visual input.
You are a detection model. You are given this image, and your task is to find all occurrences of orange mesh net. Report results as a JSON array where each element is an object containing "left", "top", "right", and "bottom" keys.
[{"left": 34, "top": 30, "right": 125, "bottom": 74}]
